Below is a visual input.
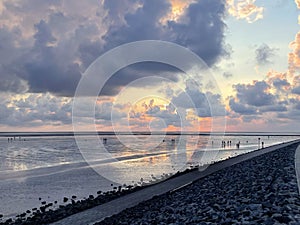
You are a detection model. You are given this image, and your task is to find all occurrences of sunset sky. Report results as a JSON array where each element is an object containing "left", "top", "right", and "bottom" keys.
[{"left": 0, "top": 0, "right": 299, "bottom": 132}]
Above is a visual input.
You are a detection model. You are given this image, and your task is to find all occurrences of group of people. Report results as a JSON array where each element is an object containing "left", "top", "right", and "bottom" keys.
[
  {"left": 7, "top": 136, "right": 24, "bottom": 142},
  {"left": 217, "top": 138, "right": 265, "bottom": 150},
  {"left": 221, "top": 140, "right": 232, "bottom": 148}
]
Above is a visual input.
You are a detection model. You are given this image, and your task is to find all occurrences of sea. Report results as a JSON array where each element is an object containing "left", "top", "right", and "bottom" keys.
[{"left": 0, "top": 132, "right": 299, "bottom": 219}]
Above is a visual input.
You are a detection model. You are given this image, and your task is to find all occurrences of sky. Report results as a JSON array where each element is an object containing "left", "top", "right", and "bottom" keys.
[{"left": 0, "top": 0, "right": 299, "bottom": 132}]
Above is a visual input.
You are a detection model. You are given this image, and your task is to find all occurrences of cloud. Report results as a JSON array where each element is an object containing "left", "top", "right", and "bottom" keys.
[
  {"left": 223, "top": 71, "right": 233, "bottom": 78},
  {"left": 95, "top": 100, "right": 127, "bottom": 122},
  {"left": 228, "top": 78, "right": 293, "bottom": 118},
  {"left": 168, "top": 0, "right": 230, "bottom": 66},
  {"left": 272, "top": 78, "right": 290, "bottom": 88},
  {"left": 260, "top": 105, "right": 287, "bottom": 113},
  {"left": 125, "top": 98, "right": 188, "bottom": 130},
  {"left": 226, "top": 0, "right": 264, "bottom": 23},
  {"left": 292, "top": 86, "right": 300, "bottom": 95},
  {"left": 0, "top": 26, "right": 29, "bottom": 93},
  {"left": 0, "top": 93, "right": 72, "bottom": 127},
  {"left": 227, "top": 69, "right": 300, "bottom": 131},
  {"left": 99, "top": 62, "right": 181, "bottom": 96},
  {"left": 104, "top": 0, "right": 229, "bottom": 66},
  {"left": 255, "top": 44, "right": 277, "bottom": 65},
  {"left": 278, "top": 98, "right": 300, "bottom": 120},
  {"left": 233, "top": 81, "right": 274, "bottom": 107},
  {"left": 242, "top": 115, "right": 261, "bottom": 123},
  {"left": 103, "top": 0, "right": 170, "bottom": 47},
  {"left": 0, "top": 0, "right": 107, "bottom": 96},
  {"left": 295, "top": 0, "right": 300, "bottom": 9},
  {"left": 0, "top": 0, "right": 230, "bottom": 98},
  {"left": 171, "top": 79, "right": 226, "bottom": 117},
  {"left": 229, "top": 98, "right": 257, "bottom": 115},
  {"left": 265, "top": 71, "right": 291, "bottom": 93},
  {"left": 288, "top": 32, "right": 300, "bottom": 75}
]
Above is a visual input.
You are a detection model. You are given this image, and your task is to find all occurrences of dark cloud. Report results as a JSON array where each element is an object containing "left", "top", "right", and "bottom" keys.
[
  {"left": 278, "top": 105, "right": 300, "bottom": 120},
  {"left": 223, "top": 72, "right": 233, "bottom": 78},
  {"left": 234, "top": 81, "right": 274, "bottom": 107},
  {"left": 255, "top": 43, "right": 277, "bottom": 65},
  {"left": 103, "top": 0, "right": 133, "bottom": 23},
  {"left": 0, "top": 104, "right": 13, "bottom": 124},
  {"left": 34, "top": 20, "right": 57, "bottom": 47},
  {"left": 104, "top": 0, "right": 230, "bottom": 66},
  {"left": 294, "top": 101, "right": 300, "bottom": 110},
  {"left": 78, "top": 39, "right": 103, "bottom": 70},
  {"left": 171, "top": 79, "right": 226, "bottom": 117},
  {"left": 0, "top": 26, "right": 28, "bottom": 93},
  {"left": 229, "top": 98, "right": 257, "bottom": 115},
  {"left": 272, "top": 78, "right": 290, "bottom": 89},
  {"left": 100, "top": 62, "right": 181, "bottom": 96},
  {"left": 260, "top": 105, "right": 287, "bottom": 113},
  {"left": 95, "top": 101, "right": 126, "bottom": 121},
  {"left": 242, "top": 115, "right": 260, "bottom": 123},
  {"left": 168, "top": 0, "right": 229, "bottom": 66},
  {"left": 0, "top": 0, "right": 229, "bottom": 97},
  {"left": 102, "top": 0, "right": 171, "bottom": 52},
  {"left": 292, "top": 86, "right": 300, "bottom": 95},
  {"left": 99, "top": 0, "right": 229, "bottom": 95},
  {"left": 17, "top": 19, "right": 83, "bottom": 96},
  {"left": 229, "top": 80, "right": 290, "bottom": 116},
  {"left": 0, "top": 1, "right": 104, "bottom": 96}
]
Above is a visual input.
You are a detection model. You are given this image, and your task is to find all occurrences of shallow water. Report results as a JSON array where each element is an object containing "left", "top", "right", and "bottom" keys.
[{"left": 0, "top": 133, "right": 299, "bottom": 219}]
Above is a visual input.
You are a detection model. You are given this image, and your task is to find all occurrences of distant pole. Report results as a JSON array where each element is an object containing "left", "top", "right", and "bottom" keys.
[{"left": 258, "top": 138, "right": 261, "bottom": 149}]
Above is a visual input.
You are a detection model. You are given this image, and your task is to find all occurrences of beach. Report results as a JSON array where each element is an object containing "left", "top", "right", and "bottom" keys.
[
  {"left": 94, "top": 141, "right": 300, "bottom": 225},
  {"left": 0, "top": 136, "right": 300, "bottom": 224},
  {"left": 1, "top": 133, "right": 296, "bottom": 220}
]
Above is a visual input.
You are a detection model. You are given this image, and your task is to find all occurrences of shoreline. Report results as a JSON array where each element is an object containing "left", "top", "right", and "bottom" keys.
[
  {"left": 1, "top": 140, "right": 299, "bottom": 225},
  {"left": 1, "top": 132, "right": 300, "bottom": 137},
  {"left": 96, "top": 141, "right": 300, "bottom": 225}
]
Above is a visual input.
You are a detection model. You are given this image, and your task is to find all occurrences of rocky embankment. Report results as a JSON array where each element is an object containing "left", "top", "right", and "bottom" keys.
[{"left": 96, "top": 143, "right": 300, "bottom": 225}]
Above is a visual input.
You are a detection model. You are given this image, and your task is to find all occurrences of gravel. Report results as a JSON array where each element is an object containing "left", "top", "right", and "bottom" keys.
[{"left": 96, "top": 143, "right": 300, "bottom": 225}]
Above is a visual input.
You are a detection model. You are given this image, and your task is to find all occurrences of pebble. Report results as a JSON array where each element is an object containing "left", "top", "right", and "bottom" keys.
[{"left": 96, "top": 143, "right": 300, "bottom": 225}]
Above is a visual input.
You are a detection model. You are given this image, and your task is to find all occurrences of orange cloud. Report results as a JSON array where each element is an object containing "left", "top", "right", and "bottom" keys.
[
  {"left": 292, "top": 75, "right": 300, "bottom": 88},
  {"left": 295, "top": 0, "right": 300, "bottom": 9},
  {"left": 265, "top": 71, "right": 291, "bottom": 95},
  {"left": 161, "top": 0, "right": 194, "bottom": 23},
  {"left": 288, "top": 32, "right": 300, "bottom": 75},
  {"left": 226, "top": 0, "right": 264, "bottom": 23}
]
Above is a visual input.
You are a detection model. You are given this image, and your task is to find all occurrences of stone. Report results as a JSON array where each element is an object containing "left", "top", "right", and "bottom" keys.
[{"left": 272, "top": 214, "right": 292, "bottom": 223}]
